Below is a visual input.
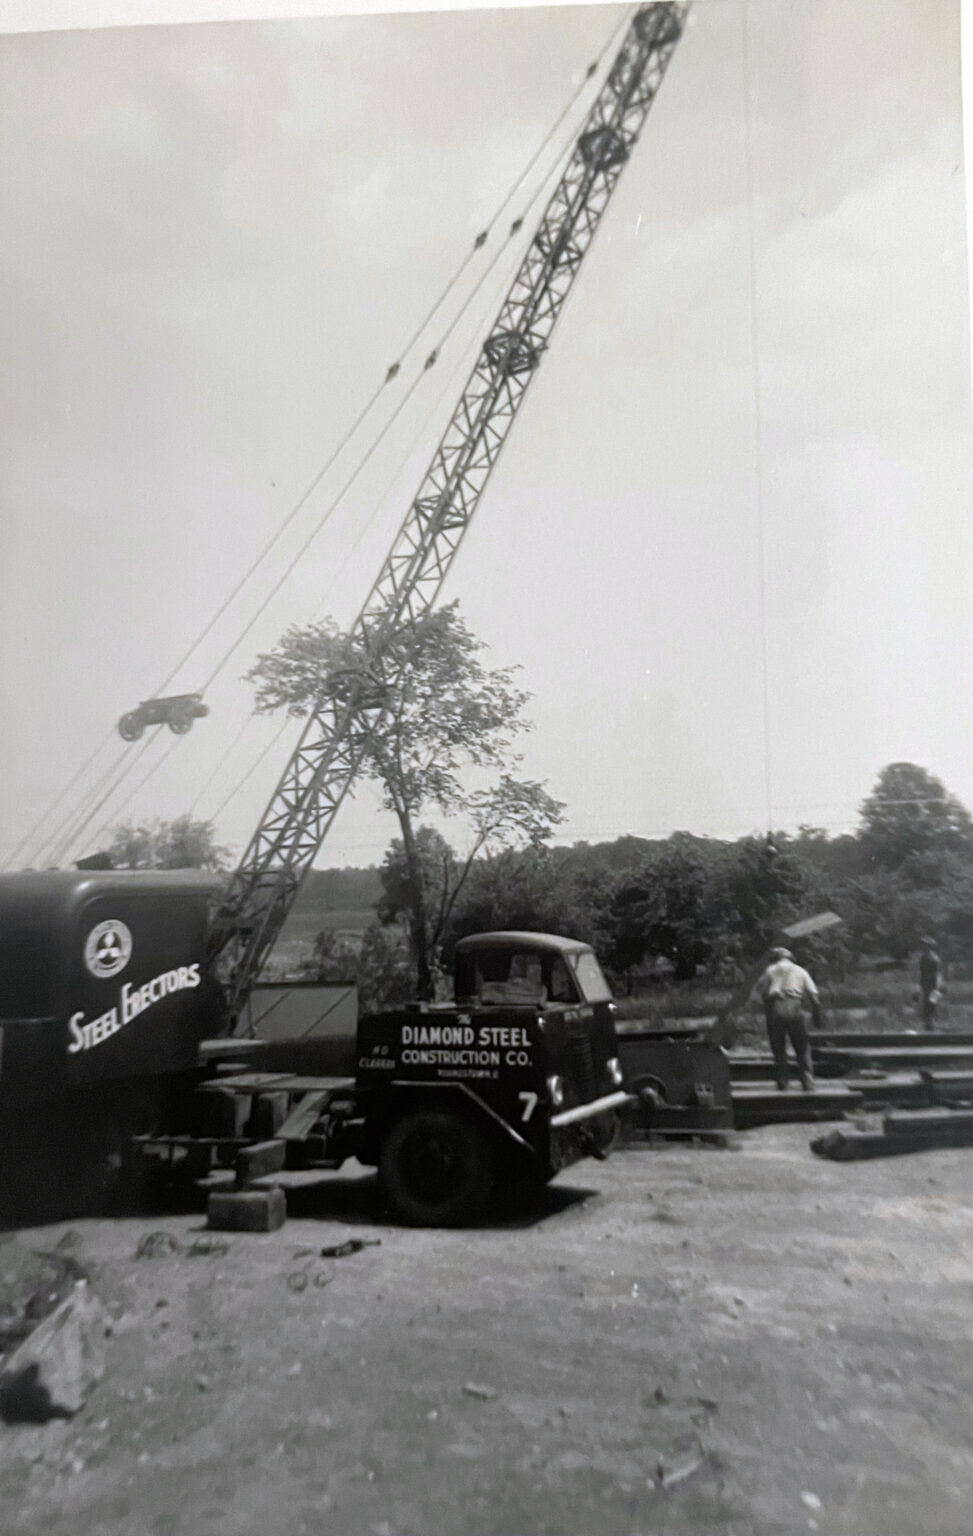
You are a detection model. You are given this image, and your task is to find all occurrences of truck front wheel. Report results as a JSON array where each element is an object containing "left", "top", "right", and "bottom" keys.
[{"left": 379, "top": 1107, "right": 493, "bottom": 1227}]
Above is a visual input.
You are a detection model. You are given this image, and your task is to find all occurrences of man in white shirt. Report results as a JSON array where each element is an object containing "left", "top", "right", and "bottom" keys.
[{"left": 753, "top": 947, "right": 822, "bottom": 1092}]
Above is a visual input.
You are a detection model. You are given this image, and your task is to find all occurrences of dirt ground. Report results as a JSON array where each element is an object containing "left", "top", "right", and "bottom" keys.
[{"left": 1, "top": 1125, "right": 971, "bottom": 1536}]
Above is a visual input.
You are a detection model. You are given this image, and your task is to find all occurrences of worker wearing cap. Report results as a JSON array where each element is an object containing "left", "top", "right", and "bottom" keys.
[{"left": 753, "top": 947, "right": 822, "bottom": 1092}]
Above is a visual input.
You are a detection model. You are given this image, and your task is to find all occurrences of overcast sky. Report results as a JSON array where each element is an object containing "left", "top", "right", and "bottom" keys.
[{"left": 1, "top": 0, "right": 970, "bottom": 870}]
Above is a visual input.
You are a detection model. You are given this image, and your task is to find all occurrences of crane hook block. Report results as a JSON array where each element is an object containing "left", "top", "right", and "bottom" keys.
[{"left": 118, "top": 692, "right": 210, "bottom": 742}]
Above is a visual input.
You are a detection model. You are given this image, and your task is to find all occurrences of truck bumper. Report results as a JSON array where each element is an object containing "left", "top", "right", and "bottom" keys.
[{"left": 549, "top": 1090, "right": 634, "bottom": 1170}]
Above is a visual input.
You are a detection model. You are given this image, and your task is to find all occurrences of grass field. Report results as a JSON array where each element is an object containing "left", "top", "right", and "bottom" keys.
[{"left": 615, "top": 971, "right": 973, "bottom": 1032}]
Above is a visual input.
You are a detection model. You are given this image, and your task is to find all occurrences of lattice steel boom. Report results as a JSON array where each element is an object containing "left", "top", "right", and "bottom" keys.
[{"left": 213, "top": 3, "right": 689, "bottom": 1015}]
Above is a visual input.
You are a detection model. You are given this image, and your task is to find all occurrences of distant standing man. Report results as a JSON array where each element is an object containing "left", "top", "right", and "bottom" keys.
[
  {"left": 754, "top": 947, "right": 822, "bottom": 1093},
  {"left": 918, "top": 937, "right": 944, "bottom": 1033}
]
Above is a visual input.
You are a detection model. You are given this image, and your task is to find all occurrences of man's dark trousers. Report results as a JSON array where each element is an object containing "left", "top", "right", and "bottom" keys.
[{"left": 764, "top": 1001, "right": 815, "bottom": 1091}]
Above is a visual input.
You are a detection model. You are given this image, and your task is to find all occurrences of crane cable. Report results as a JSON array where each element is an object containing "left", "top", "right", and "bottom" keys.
[
  {"left": 5, "top": 726, "right": 120, "bottom": 869},
  {"left": 740, "top": 0, "right": 773, "bottom": 833},
  {"left": 10, "top": 13, "right": 629, "bottom": 872},
  {"left": 45, "top": 734, "right": 160, "bottom": 868},
  {"left": 31, "top": 737, "right": 150, "bottom": 868}
]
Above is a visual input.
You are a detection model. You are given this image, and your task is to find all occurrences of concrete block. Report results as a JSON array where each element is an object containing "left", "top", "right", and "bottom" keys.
[{"left": 207, "top": 1186, "right": 286, "bottom": 1232}]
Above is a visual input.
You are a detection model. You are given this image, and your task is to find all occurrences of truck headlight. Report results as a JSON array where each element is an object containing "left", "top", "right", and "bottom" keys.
[
  {"left": 607, "top": 1056, "right": 624, "bottom": 1088},
  {"left": 547, "top": 1074, "right": 565, "bottom": 1108}
]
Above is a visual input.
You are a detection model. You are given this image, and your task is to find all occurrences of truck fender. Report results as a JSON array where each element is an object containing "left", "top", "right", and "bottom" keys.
[{"left": 361, "top": 1081, "right": 534, "bottom": 1166}]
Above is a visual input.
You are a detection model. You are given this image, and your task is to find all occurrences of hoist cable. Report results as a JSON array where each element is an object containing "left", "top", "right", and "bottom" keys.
[
  {"left": 4, "top": 726, "right": 118, "bottom": 869},
  {"left": 741, "top": 0, "right": 773, "bottom": 833},
  {"left": 31, "top": 740, "right": 142, "bottom": 868},
  {"left": 187, "top": 714, "right": 257, "bottom": 818},
  {"left": 208, "top": 717, "right": 294, "bottom": 825},
  {"left": 53, "top": 144, "right": 545, "bottom": 860},
  {"left": 89, "top": 736, "right": 190, "bottom": 850},
  {"left": 47, "top": 733, "right": 160, "bottom": 867},
  {"left": 388, "top": 3, "right": 637, "bottom": 371}
]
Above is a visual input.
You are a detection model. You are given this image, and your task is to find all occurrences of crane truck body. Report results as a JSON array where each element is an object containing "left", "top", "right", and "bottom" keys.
[{"left": 0, "top": 873, "right": 628, "bottom": 1224}]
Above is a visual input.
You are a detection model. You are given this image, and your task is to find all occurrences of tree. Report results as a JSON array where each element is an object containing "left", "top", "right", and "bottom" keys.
[
  {"left": 443, "top": 844, "right": 612, "bottom": 959},
  {"left": 606, "top": 834, "right": 724, "bottom": 981},
  {"left": 305, "top": 923, "right": 414, "bottom": 1014},
  {"left": 248, "top": 602, "right": 564, "bottom": 997},
  {"left": 304, "top": 929, "right": 360, "bottom": 982},
  {"left": 858, "top": 763, "right": 973, "bottom": 869},
  {"left": 715, "top": 834, "right": 814, "bottom": 963},
  {"left": 107, "top": 814, "right": 230, "bottom": 871}
]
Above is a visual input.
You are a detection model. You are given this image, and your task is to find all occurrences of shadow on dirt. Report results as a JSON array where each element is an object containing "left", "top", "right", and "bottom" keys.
[
  {"left": 2, "top": 1170, "right": 599, "bottom": 1235},
  {"left": 281, "top": 1172, "right": 599, "bottom": 1230}
]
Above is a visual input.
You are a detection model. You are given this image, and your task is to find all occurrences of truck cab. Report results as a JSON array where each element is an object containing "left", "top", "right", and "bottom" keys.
[{"left": 345, "top": 931, "right": 630, "bottom": 1223}]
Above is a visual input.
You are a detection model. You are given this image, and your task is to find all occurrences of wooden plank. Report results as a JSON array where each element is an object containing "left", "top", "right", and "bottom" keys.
[
  {"left": 781, "top": 911, "right": 842, "bottom": 939},
  {"left": 198, "top": 1073, "right": 355, "bottom": 1095},
  {"left": 276, "top": 1090, "right": 335, "bottom": 1141},
  {"left": 235, "top": 1139, "right": 287, "bottom": 1183},
  {"left": 812, "top": 1032, "right": 973, "bottom": 1049},
  {"left": 883, "top": 1109, "right": 973, "bottom": 1135},
  {"left": 732, "top": 1083, "right": 861, "bottom": 1100}
]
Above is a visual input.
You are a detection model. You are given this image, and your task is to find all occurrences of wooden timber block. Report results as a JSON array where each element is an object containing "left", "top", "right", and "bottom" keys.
[
  {"left": 235, "top": 1139, "right": 287, "bottom": 1185},
  {"left": 883, "top": 1109, "right": 973, "bottom": 1136},
  {"left": 207, "top": 1186, "right": 286, "bottom": 1232},
  {"left": 250, "top": 1092, "right": 290, "bottom": 1140}
]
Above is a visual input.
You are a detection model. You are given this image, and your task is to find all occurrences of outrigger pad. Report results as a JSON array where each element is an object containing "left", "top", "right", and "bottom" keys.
[{"left": 207, "top": 1186, "right": 286, "bottom": 1232}]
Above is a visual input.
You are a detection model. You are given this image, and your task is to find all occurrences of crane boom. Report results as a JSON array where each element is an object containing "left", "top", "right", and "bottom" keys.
[{"left": 212, "top": 3, "right": 689, "bottom": 1016}]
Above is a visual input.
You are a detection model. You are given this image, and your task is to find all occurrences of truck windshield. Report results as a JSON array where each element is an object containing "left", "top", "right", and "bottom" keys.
[
  {"left": 569, "top": 950, "right": 613, "bottom": 1003},
  {"left": 478, "top": 951, "right": 546, "bottom": 1004}
]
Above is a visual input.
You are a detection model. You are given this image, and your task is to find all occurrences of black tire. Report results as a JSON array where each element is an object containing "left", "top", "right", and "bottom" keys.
[
  {"left": 118, "top": 711, "right": 144, "bottom": 741},
  {"left": 168, "top": 707, "right": 193, "bottom": 735},
  {"left": 379, "top": 1106, "right": 494, "bottom": 1227}
]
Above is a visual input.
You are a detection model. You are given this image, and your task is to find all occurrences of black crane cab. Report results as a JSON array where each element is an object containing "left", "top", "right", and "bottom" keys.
[{"left": 0, "top": 870, "right": 223, "bottom": 1210}]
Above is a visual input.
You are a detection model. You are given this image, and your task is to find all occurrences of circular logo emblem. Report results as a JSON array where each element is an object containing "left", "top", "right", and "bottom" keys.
[{"left": 84, "top": 920, "right": 133, "bottom": 980}]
